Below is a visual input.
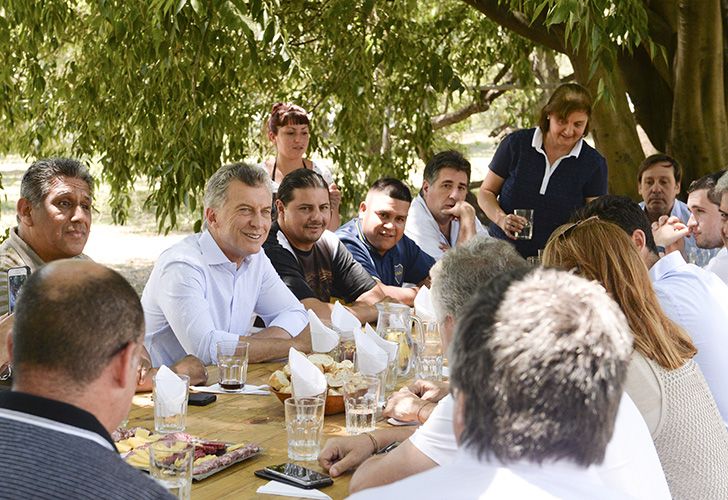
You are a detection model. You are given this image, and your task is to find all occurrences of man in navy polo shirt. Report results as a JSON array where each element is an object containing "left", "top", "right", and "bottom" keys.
[{"left": 337, "top": 179, "right": 435, "bottom": 306}]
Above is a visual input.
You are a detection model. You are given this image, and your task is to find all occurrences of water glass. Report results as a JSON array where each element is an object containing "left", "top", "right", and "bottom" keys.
[
  {"left": 353, "top": 352, "right": 391, "bottom": 406},
  {"left": 284, "top": 397, "right": 325, "bottom": 461},
  {"left": 415, "top": 321, "right": 443, "bottom": 381},
  {"left": 343, "top": 375, "right": 380, "bottom": 435},
  {"left": 153, "top": 374, "right": 190, "bottom": 434},
  {"left": 149, "top": 440, "right": 194, "bottom": 500},
  {"left": 335, "top": 330, "right": 356, "bottom": 363},
  {"left": 216, "top": 341, "right": 249, "bottom": 393},
  {"left": 513, "top": 209, "right": 534, "bottom": 240}
]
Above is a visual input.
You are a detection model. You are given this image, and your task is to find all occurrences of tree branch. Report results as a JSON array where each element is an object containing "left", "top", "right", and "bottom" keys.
[
  {"left": 461, "top": 0, "right": 566, "bottom": 54},
  {"left": 431, "top": 64, "right": 511, "bottom": 130}
]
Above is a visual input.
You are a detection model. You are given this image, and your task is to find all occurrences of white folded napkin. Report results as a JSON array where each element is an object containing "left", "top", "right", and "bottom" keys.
[
  {"left": 256, "top": 480, "right": 332, "bottom": 500},
  {"left": 289, "top": 347, "right": 327, "bottom": 398},
  {"left": 364, "top": 323, "right": 398, "bottom": 364},
  {"left": 354, "top": 328, "right": 388, "bottom": 375},
  {"left": 154, "top": 365, "right": 188, "bottom": 417},
  {"left": 414, "top": 286, "right": 437, "bottom": 322},
  {"left": 190, "top": 383, "right": 269, "bottom": 395},
  {"left": 331, "top": 301, "right": 361, "bottom": 332},
  {"left": 308, "top": 309, "right": 339, "bottom": 353}
]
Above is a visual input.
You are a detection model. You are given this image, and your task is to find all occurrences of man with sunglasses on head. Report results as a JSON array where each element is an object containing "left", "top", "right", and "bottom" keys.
[{"left": 0, "top": 260, "right": 173, "bottom": 499}]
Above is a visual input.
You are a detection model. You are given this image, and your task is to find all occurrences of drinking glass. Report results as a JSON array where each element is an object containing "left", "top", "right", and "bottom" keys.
[
  {"left": 353, "top": 351, "right": 390, "bottom": 407},
  {"left": 513, "top": 209, "right": 534, "bottom": 240},
  {"left": 415, "top": 321, "right": 443, "bottom": 381},
  {"left": 284, "top": 397, "right": 325, "bottom": 461},
  {"left": 149, "top": 440, "right": 194, "bottom": 500},
  {"left": 216, "top": 341, "right": 249, "bottom": 393},
  {"left": 343, "top": 375, "right": 380, "bottom": 435},
  {"left": 153, "top": 374, "right": 190, "bottom": 434}
]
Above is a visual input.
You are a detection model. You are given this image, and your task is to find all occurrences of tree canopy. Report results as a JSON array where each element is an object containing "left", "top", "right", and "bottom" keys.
[{"left": 1, "top": 0, "right": 726, "bottom": 230}]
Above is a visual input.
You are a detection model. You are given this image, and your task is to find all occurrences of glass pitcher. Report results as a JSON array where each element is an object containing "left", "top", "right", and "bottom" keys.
[{"left": 375, "top": 302, "right": 423, "bottom": 378}]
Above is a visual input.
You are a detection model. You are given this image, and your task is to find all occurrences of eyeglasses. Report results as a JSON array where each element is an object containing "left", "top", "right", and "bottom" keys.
[
  {"left": 557, "top": 215, "right": 600, "bottom": 240},
  {"left": 136, "top": 351, "right": 151, "bottom": 385},
  {"left": 0, "top": 362, "right": 11, "bottom": 381},
  {"left": 108, "top": 340, "right": 149, "bottom": 386}
]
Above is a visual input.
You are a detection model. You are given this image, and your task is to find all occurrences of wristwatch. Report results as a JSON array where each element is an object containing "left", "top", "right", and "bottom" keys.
[{"left": 655, "top": 245, "right": 666, "bottom": 255}]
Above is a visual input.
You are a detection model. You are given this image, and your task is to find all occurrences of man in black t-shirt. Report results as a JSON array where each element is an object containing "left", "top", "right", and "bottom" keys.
[{"left": 263, "top": 169, "right": 385, "bottom": 323}]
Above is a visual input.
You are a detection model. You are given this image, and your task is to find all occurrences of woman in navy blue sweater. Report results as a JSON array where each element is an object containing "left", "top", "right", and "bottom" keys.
[{"left": 477, "top": 83, "right": 608, "bottom": 257}]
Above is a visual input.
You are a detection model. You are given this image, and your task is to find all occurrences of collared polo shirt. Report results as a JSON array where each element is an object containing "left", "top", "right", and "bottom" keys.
[
  {"left": 487, "top": 128, "right": 608, "bottom": 257},
  {"left": 336, "top": 218, "right": 434, "bottom": 286}
]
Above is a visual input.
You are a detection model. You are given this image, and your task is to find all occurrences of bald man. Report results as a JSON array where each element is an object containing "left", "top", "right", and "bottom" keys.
[{"left": 0, "top": 260, "right": 172, "bottom": 498}]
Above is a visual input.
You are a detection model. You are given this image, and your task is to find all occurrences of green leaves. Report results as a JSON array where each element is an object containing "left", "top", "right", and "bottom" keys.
[{"left": 0, "top": 0, "right": 554, "bottom": 230}]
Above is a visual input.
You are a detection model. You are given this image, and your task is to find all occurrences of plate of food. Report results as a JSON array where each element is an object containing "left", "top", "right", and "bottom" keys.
[
  {"left": 114, "top": 427, "right": 261, "bottom": 480},
  {"left": 268, "top": 354, "right": 365, "bottom": 415}
]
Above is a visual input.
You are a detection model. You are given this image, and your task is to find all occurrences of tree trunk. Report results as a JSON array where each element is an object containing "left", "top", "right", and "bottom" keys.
[
  {"left": 670, "top": 0, "right": 728, "bottom": 181},
  {"left": 570, "top": 55, "right": 645, "bottom": 197},
  {"left": 617, "top": 47, "right": 673, "bottom": 153}
]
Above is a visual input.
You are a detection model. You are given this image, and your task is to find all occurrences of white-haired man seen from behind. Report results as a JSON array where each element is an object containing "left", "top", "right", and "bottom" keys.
[
  {"left": 321, "top": 238, "right": 669, "bottom": 498},
  {"left": 350, "top": 267, "right": 669, "bottom": 499}
]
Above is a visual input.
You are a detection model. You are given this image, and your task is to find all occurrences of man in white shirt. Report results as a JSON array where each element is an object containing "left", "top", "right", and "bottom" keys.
[
  {"left": 350, "top": 268, "right": 639, "bottom": 499},
  {"left": 404, "top": 150, "right": 488, "bottom": 260},
  {"left": 318, "top": 238, "right": 524, "bottom": 484},
  {"left": 578, "top": 195, "right": 728, "bottom": 427},
  {"left": 142, "top": 163, "right": 310, "bottom": 366},
  {"left": 320, "top": 237, "right": 669, "bottom": 498}
]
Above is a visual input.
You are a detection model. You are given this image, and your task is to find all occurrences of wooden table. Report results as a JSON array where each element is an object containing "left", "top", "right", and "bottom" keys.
[{"left": 127, "top": 362, "right": 355, "bottom": 500}]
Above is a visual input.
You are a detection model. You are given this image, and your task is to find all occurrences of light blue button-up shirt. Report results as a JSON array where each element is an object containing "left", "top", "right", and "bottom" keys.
[
  {"left": 142, "top": 231, "right": 308, "bottom": 366},
  {"left": 649, "top": 251, "right": 728, "bottom": 426}
]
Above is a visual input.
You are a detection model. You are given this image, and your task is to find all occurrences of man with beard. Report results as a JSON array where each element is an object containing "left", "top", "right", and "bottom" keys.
[{"left": 263, "top": 169, "right": 386, "bottom": 324}]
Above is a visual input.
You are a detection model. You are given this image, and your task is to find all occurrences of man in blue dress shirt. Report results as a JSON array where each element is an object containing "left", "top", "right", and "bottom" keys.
[{"left": 336, "top": 179, "right": 435, "bottom": 306}]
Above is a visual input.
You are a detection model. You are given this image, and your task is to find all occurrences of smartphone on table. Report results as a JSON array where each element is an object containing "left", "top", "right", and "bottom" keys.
[
  {"left": 7, "top": 266, "right": 31, "bottom": 313},
  {"left": 255, "top": 463, "right": 333, "bottom": 489}
]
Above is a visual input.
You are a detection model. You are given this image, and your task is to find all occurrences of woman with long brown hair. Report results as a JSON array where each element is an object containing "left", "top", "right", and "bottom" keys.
[{"left": 543, "top": 217, "right": 728, "bottom": 499}]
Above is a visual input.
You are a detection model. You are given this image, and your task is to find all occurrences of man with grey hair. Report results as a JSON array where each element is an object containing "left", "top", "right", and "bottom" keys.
[
  {"left": 350, "top": 268, "right": 646, "bottom": 499},
  {"left": 0, "top": 157, "right": 94, "bottom": 316},
  {"left": 142, "top": 162, "right": 309, "bottom": 366},
  {"left": 708, "top": 170, "right": 728, "bottom": 284},
  {"left": 0, "top": 157, "right": 95, "bottom": 382},
  {"left": 0, "top": 158, "right": 205, "bottom": 389},
  {"left": 318, "top": 237, "right": 526, "bottom": 487}
]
